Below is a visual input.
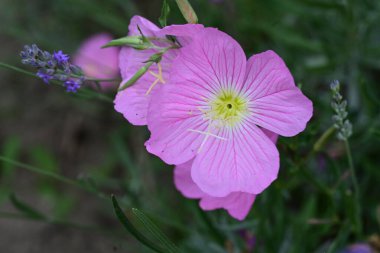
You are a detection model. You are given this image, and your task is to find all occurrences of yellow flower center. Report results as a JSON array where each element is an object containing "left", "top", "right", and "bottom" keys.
[
  {"left": 188, "top": 89, "right": 248, "bottom": 153},
  {"left": 207, "top": 90, "right": 248, "bottom": 127}
]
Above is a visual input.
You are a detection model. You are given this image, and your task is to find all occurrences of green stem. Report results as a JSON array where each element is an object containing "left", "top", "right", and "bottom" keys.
[
  {"left": 295, "top": 126, "right": 336, "bottom": 198},
  {"left": 0, "top": 62, "right": 37, "bottom": 77},
  {"left": 0, "top": 211, "right": 125, "bottom": 238},
  {"left": 343, "top": 140, "right": 362, "bottom": 238},
  {"left": 0, "top": 62, "right": 113, "bottom": 104},
  {"left": 76, "top": 88, "right": 113, "bottom": 103},
  {"left": 85, "top": 77, "right": 120, "bottom": 82},
  {"left": 313, "top": 126, "right": 336, "bottom": 152},
  {"left": 0, "top": 156, "right": 106, "bottom": 199}
]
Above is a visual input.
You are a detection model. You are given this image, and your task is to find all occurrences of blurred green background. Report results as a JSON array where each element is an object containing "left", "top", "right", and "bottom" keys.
[{"left": 0, "top": 0, "right": 379, "bottom": 252}]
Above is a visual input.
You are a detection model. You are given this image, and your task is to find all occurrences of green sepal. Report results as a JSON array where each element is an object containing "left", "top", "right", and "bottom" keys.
[{"left": 102, "top": 36, "right": 150, "bottom": 50}]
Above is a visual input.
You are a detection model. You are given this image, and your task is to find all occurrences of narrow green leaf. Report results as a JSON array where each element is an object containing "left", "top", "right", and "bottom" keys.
[
  {"left": 131, "top": 208, "right": 181, "bottom": 253},
  {"left": 9, "top": 194, "right": 46, "bottom": 220},
  {"left": 159, "top": 0, "right": 170, "bottom": 27},
  {"left": 111, "top": 195, "right": 166, "bottom": 253}
]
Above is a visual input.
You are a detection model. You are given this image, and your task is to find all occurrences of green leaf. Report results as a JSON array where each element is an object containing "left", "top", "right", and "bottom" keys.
[
  {"left": 159, "top": 0, "right": 170, "bottom": 27},
  {"left": 9, "top": 193, "right": 46, "bottom": 220},
  {"left": 111, "top": 195, "right": 180, "bottom": 253},
  {"left": 130, "top": 208, "right": 181, "bottom": 253}
]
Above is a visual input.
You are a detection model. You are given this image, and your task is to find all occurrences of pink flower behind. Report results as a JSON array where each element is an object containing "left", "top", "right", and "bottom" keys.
[
  {"left": 114, "top": 16, "right": 203, "bottom": 125},
  {"left": 146, "top": 28, "right": 313, "bottom": 197},
  {"left": 174, "top": 130, "right": 278, "bottom": 220},
  {"left": 73, "top": 33, "right": 119, "bottom": 88}
]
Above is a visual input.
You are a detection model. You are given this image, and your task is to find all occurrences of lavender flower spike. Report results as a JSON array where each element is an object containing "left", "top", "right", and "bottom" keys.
[{"left": 20, "top": 44, "right": 84, "bottom": 91}]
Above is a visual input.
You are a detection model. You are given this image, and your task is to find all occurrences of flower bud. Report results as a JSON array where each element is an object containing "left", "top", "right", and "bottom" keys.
[
  {"left": 175, "top": 0, "right": 198, "bottom": 24},
  {"left": 102, "top": 36, "right": 151, "bottom": 50}
]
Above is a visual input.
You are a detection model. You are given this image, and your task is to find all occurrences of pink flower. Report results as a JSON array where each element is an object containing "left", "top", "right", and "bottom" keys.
[
  {"left": 174, "top": 129, "right": 278, "bottom": 220},
  {"left": 73, "top": 33, "right": 119, "bottom": 87},
  {"left": 146, "top": 28, "right": 313, "bottom": 197},
  {"left": 114, "top": 16, "right": 203, "bottom": 125}
]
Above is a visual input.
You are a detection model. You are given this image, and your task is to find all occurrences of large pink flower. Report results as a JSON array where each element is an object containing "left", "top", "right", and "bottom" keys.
[
  {"left": 73, "top": 33, "right": 119, "bottom": 87},
  {"left": 146, "top": 28, "right": 313, "bottom": 197},
  {"left": 174, "top": 129, "right": 278, "bottom": 220},
  {"left": 114, "top": 16, "right": 203, "bottom": 125}
]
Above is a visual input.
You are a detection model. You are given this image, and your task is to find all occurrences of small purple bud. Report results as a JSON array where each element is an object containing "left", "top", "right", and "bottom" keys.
[
  {"left": 53, "top": 50, "right": 70, "bottom": 65},
  {"left": 47, "top": 60, "right": 56, "bottom": 68},
  {"left": 64, "top": 79, "right": 81, "bottom": 93},
  {"left": 36, "top": 70, "right": 53, "bottom": 84},
  {"left": 20, "top": 51, "right": 27, "bottom": 59}
]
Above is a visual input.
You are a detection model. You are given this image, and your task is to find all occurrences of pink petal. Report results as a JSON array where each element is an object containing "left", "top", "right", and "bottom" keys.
[
  {"left": 73, "top": 33, "right": 119, "bottom": 87},
  {"left": 174, "top": 160, "right": 206, "bottom": 199},
  {"left": 158, "top": 24, "right": 205, "bottom": 46},
  {"left": 243, "top": 50, "right": 313, "bottom": 136},
  {"left": 260, "top": 128, "right": 279, "bottom": 143},
  {"left": 168, "top": 27, "right": 247, "bottom": 91},
  {"left": 128, "top": 15, "right": 161, "bottom": 36},
  {"left": 145, "top": 84, "right": 209, "bottom": 164},
  {"left": 191, "top": 122, "right": 279, "bottom": 197},
  {"left": 174, "top": 160, "right": 256, "bottom": 220},
  {"left": 200, "top": 193, "right": 255, "bottom": 221}
]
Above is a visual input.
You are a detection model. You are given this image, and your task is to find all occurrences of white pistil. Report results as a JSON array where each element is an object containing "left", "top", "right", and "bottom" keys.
[
  {"left": 188, "top": 129, "right": 227, "bottom": 141},
  {"left": 188, "top": 120, "right": 227, "bottom": 153}
]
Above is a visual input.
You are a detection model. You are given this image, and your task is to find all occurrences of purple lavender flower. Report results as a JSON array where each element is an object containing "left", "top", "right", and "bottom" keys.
[
  {"left": 53, "top": 50, "right": 70, "bottom": 65},
  {"left": 36, "top": 70, "right": 53, "bottom": 84},
  {"left": 64, "top": 80, "right": 81, "bottom": 93},
  {"left": 20, "top": 44, "right": 84, "bottom": 92}
]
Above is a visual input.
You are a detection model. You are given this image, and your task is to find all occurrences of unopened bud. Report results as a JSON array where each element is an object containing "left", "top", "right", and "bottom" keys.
[
  {"left": 175, "top": 0, "right": 198, "bottom": 24},
  {"left": 102, "top": 36, "right": 151, "bottom": 50}
]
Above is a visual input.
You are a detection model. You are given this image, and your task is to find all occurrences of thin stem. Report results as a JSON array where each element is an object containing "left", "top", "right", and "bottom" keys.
[
  {"left": 313, "top": 126, "right": 336, "bottom": 152},
  {"left": 343, "top": 140, "right": 362, "bottom": 238},
  {"left": 76, "top": 88, "right": 113, "bottom": 103},
  {"left": 0, "top": 62, "right": 113, "bottom": 103},
  {"left": 85, "top": 77, "right": 120, "bottom": 82},
  {"left": 0, "top": 211, "right": 125, "bottom": 238},
  {"left": 67, "top": 72, "right": 120, "bottom": 83},
  {"left": 295, "top": 126, "right": 336, "bottom": 198},
  {"left": 0, "top": 62, "right": 37, "bottom": 77},
  {"left": 0, "top": 156, "right": 106, "bottom": 199}
]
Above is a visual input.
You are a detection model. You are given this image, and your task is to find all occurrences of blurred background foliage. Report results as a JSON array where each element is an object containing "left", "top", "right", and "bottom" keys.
[{"left": 0, "top": 0, "right": 380, "bottom": 252}]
